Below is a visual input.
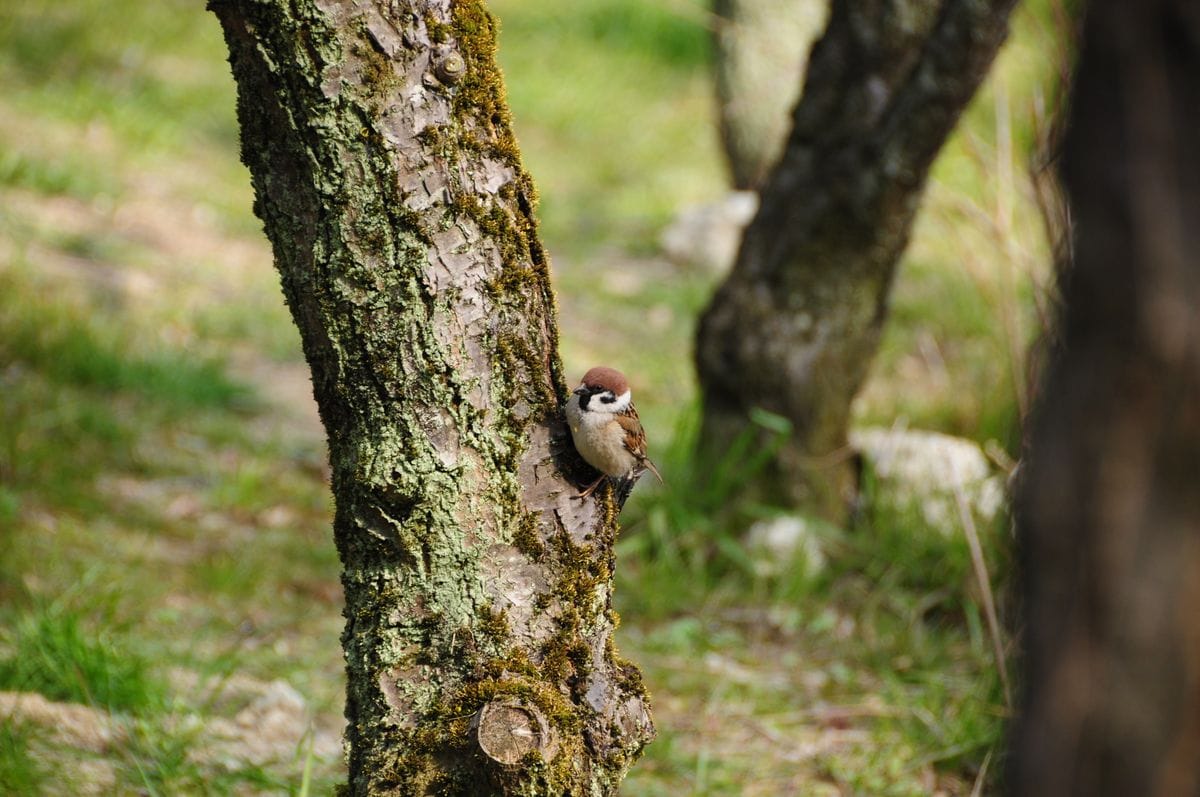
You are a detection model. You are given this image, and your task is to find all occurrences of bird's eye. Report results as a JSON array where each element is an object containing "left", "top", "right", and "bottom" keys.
[{"left": 600, "top": 394, "right": 616, "bottom": 404}]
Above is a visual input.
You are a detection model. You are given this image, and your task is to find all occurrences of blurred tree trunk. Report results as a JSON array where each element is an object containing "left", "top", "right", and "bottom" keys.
[
  {"left": 712, "top": 0, "right": 828, "bottom": 189},
  {"left": 695, "top": 0, "right": 1018, "bottom": 521},
  {"left": 208, "top": 1, "right": 653, "bottom": 793},
  {"left": 1009, "top": 2, "right": 1200, "bottom": 794}
]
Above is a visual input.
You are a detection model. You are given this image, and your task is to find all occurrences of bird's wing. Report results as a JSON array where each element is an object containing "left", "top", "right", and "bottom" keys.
[
  {"left": 614, "top": 409, "right": 646, "bottom": 456},
  {"left": 615, "top": 408, "right": 663, "bottom": 483}
]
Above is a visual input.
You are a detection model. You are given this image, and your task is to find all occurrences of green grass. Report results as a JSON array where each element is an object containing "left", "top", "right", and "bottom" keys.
[
  {"left": 0, "top": 281, "right": 248, "bottom": 411},
  {"left": 120, "top": 716, "right": 294, "bottom": 796},
  {"left": 0, "top": 0, "right": 239, "bottom": 148},
  {"left": 493, "top": 0, "right": 721, "bottom": 252},
  {"left": 0, "top": 0, "right": 1060, "bottom": 791},
  {"left": 616, "top": 409, "right": 1012, "bottom": 794},
  {"left": 0, "top": 150, "right": 117, "bottom": 198},
  {"left": 0, "top": 598, "right": 165, "bottom": 714},
  {"left": 0, "top": 369, "right": 137, "bottom": 515},
  {"left": 0, "top": 719, "right": 48, "bottom": 795}
]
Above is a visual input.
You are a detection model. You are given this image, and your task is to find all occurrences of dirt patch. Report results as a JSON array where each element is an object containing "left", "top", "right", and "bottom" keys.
[
  {"left": 1, "top": 672, "right": 343, "bottom": 784},
  {"left": 0, "top": 691, "right": 122, "bottom": 753}
]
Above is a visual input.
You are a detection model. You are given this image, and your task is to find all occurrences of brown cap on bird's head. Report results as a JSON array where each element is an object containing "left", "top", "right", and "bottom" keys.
[{"left": 578, "top": 366, "right": 629, "bottom": 396}]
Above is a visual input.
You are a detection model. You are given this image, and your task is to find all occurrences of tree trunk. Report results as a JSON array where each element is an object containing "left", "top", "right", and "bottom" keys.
[
  {"left": 695, "top": 0, "right": 1018, "bottom": 522},
  {"left": 712, "top": 0, "right": 828, "bottom": 190},
  {"left": 208, "top": 1, "right": 653, "bottom": 793},
  {"left": 1008, "top": 2, "right": 1200, "bottom": 794}
]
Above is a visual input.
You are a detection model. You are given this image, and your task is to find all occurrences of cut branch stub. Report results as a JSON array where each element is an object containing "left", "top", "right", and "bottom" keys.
[
  {"left": 473, "top": 699, "right": 560, "bottom": 767},
  {"left": 432, "top": 49, "right": 466, "bottom": 85}
]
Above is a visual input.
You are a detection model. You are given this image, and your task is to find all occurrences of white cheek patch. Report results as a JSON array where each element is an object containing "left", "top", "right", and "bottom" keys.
[{"left": 608, "top": 390, "right": 632, "bottom": 413}]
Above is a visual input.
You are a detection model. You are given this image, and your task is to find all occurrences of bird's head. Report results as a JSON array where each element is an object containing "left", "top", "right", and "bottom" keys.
[{"left": 572, "top": 366, "right": 632, "bottom": 414}]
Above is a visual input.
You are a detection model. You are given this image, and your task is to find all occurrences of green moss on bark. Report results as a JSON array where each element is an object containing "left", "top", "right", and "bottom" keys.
[{"left": 512, "top": 511, "right": 546, "bottom": 559}]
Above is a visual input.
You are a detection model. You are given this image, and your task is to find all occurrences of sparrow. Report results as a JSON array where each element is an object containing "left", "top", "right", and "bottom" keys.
[{"left": 564, "top": 366, "right": 662, "bottom": 499}]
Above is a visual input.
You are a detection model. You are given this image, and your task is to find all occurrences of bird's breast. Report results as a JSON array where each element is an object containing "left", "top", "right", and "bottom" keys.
[{"left": 565, "top": 403, "right": 637, "bottom": 477}]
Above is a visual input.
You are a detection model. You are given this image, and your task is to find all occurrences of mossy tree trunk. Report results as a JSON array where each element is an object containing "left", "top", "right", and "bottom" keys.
[
  {"left": 1008, "top": 1, "right": 1200, "bottom": 793},
  {"left": 695, "top": 0, "right": 1018, "bottom": 521},
  {"left": 712, "top": 0, "right": 828, "bottom": 190},
  {"left": 208, "top": 1, "right": 653, "bottom": 793}
]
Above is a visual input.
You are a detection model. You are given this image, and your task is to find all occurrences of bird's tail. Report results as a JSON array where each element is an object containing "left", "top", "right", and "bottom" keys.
[{"left": 611, "top": 461, "right": 664, "bottom": 508}]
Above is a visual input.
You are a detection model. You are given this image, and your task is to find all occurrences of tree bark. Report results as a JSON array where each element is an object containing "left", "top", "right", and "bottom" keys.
[
  {"left": 208, "top": 1, "right": 653, "bottom": 793},
  {"left": 696, "top": 0, "right": 1017, "bottom": 522},
  {"left": 712, "top": 0, "right": 828, "bottom": 190},
  {"left": 1008, "top": 2, "right": 1200, "bottom": 794}
]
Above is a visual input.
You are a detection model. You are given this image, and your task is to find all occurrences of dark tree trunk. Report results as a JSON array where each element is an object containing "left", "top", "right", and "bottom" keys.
[
  {"left": 712, "top": 0, "right": 828, "bottom": 190},
  {"left": 208, "top": 1, "right": 653, "bottom": 793},
  {"left": 696, "top": 0, "right": 1018, "bottom": 521},
  {"left": 1009, "top": 2, "right": 1200, "bottom": 794}
]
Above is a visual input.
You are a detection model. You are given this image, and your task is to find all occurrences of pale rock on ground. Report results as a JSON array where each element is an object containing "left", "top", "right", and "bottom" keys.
[
  {"left": 851, "top": 426, "right": 1006, "bottom": 535},
  {"left": 0, "top": 691, "right": 120, "bottom": 795},
  {"left": 745, "top": 515, "right": 830, "bottom": 578},
  {"left": 744, "top": 428, "right": 1006, "bottom": 571},
  {"left": 659, "top": 190, "right": 759, "bottom": 274}
]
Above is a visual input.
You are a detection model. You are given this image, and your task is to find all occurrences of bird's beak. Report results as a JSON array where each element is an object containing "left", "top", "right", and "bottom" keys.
[{"left": 572, "top": 385, "right": 588, "bottom": 396}]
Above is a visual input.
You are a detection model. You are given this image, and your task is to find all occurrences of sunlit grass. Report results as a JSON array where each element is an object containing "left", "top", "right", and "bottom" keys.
[
  {"left": 0, "top": 598, "right": 165, "bottom": 714},
  {"left": 617, "top": 405, "right": 1011, "bottom": 794},
  {"left": 0, "top": 719, "right": 48, "bottom": 795},
  {"left": 0, "top": 279, "right": 248, "bottom": 411},
  {"left": 492, "top": 0, "right": 722, "bottom": 252}
]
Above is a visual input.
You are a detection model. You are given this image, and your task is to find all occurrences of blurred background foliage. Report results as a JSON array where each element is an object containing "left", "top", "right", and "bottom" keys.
[{"left": 0, "top": 0, "right": 1066, "bottom": 793}]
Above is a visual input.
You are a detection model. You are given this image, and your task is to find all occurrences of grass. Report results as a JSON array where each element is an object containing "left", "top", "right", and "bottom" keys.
[
  {"left": 0, "top": 0, "right": 1062, "bottom": 792},
  {"left": 0, "top": 270, "right": 248, "bottom": 411},
  {"left": 616, "top": 419, "right": 1013, "bottom": 794},
  {"left": 495, "top": 0, "right": 721, "bottom": 252},
  {"left": 0, "top": 599, "right": 165, "bottom": 714},
  {"left": 0, "top": 720, "right": 47, "bottom": 795},
  {"left": 120, "top": 716, "right": 295, "bottom": 796}
]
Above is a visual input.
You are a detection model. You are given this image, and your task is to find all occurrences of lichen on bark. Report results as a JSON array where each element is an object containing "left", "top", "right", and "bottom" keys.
[{"left": 208, "top": 0, "right": 653, "bottom": 793}]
